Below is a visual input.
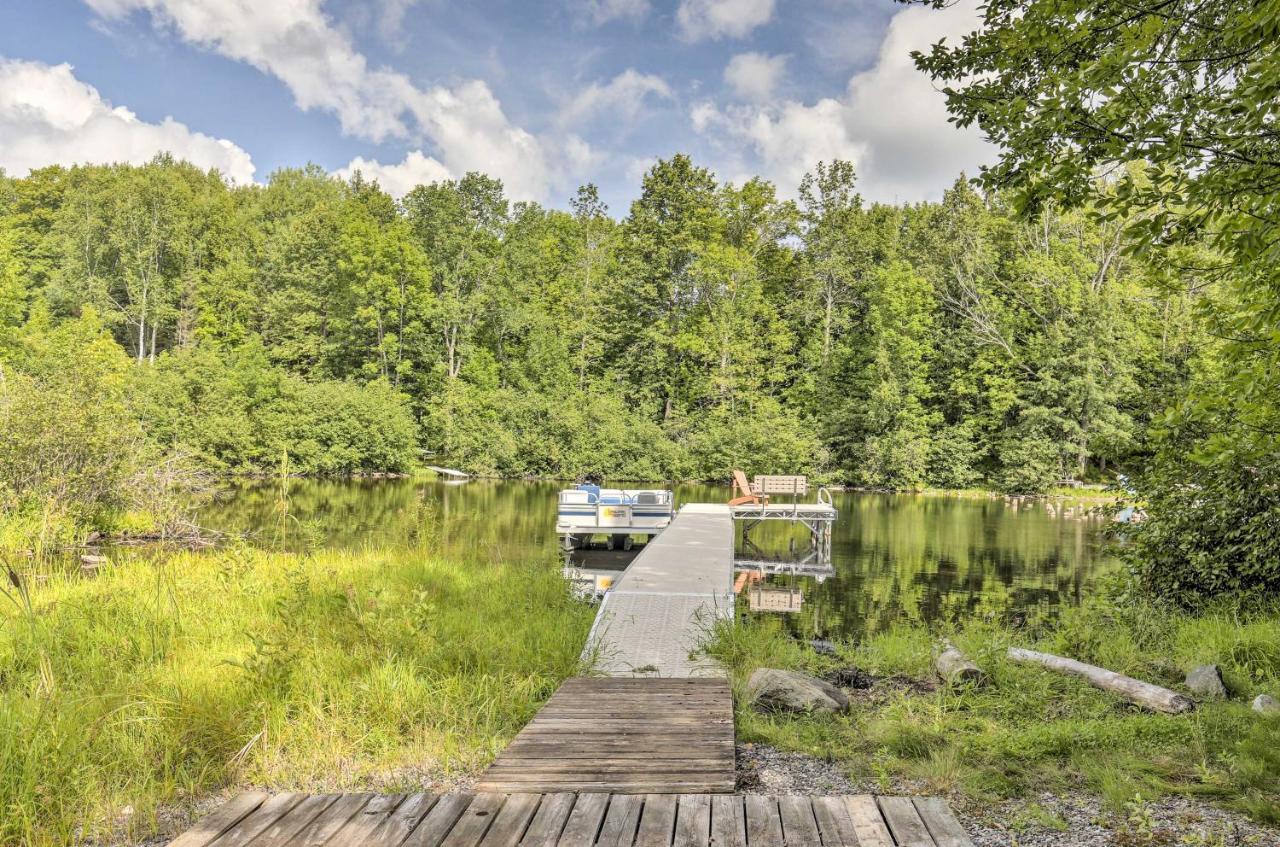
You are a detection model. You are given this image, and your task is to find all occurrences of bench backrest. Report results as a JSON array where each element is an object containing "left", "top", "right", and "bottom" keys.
[{"left": 753, "top": 475, "right": 808, "bottom": 496}]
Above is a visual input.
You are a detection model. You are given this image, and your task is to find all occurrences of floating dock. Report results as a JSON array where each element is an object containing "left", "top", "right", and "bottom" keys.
[{"left": 583, "top": 504, "right": 735, "bottom": 678}]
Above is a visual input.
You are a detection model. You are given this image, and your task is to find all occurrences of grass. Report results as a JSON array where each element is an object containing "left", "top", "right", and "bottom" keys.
[
  {"left": 0, "top": 542, "right": 595, "bottom": 846},
  {"left": 706, "top": 589, "right": 1280, "bottom": 826}
]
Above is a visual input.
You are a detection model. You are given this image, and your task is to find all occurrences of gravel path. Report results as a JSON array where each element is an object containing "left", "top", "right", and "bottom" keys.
[{"left": 735, "top": 743, "right": 1279, "bottom": 846}]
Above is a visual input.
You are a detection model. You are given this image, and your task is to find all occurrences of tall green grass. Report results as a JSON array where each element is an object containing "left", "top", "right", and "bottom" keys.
[
  {"left": 707, "top": 595, "right": 1280, "bottom": 824},
  {"left": 0, "top": 544, "right": 594, "bottom": 845}
]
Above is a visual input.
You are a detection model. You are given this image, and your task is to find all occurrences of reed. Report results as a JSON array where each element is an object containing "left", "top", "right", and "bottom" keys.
[{"left": 0, "top": 543, "right": 594, "bottom": 845}]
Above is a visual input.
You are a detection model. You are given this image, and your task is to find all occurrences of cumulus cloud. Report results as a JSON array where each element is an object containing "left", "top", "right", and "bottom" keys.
[
  {"left": 676, "top": 0, "right": 776, "bottom": 41},
  {"left": 0, "top": 56, "right": 255, "bottom": 182},
  {"left": 334, "top": 150, "right": 451, "bottom": 196},
  {"left": 571, "top": 0, "right": 650, "bottom": 27},
  {"left": 84, "top": 0, "right": 553, "bottom": 199},
  {"left": 559, "top": 69, "right": 672, "bottom": 129},
  {"left": 724, "top": 52, "right": 786, "bottom": 103},
  {"left": 691, "top": 0, "right": 993, "bottom": 201}
]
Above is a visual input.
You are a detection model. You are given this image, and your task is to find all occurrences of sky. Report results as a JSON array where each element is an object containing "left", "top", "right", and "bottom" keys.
[{"left": 0, "top": 0, "right": 994, "bottom": 212}]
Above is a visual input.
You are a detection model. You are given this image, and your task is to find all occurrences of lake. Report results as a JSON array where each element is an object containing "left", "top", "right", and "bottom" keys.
[{"left": 200, "top": 478, "right": 1121, "bottom": 640}]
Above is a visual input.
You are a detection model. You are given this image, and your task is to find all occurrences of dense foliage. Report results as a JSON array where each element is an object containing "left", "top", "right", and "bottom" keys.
[
  {"left": 0, "top": 155, "right": 1199, "bottom": 495},
  {"left": 909, "top": 0, "right": 1280, "bottom": 600}
]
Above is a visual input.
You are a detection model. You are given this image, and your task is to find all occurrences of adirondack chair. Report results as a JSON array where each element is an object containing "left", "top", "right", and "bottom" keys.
[{"left": 728, "top": 469, "right": 769, "bottom": 506}]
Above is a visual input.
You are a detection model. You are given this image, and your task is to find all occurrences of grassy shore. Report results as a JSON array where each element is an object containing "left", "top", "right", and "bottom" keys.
[
  {"left": 0, "top": 543, "right": 594, "bottom": 846},
  {"left": 708, "top": 587, "right": 1280, "bottom": 828}
]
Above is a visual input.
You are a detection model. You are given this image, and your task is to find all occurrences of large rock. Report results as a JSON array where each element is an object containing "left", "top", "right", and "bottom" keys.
[
  {"left": 747, "top": 668, "right": 850, "bottom": 714},
  {"left": 1253, "top": 694, "right": 1279, "bottom": 715},
  {"left": 1186, "top": 665, "right": 1228, "bottom": 699}
]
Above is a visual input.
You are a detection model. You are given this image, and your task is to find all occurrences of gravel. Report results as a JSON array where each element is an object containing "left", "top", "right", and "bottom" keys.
[{"left": 735, "top": 743, "right": 1280, "bottom": 846}]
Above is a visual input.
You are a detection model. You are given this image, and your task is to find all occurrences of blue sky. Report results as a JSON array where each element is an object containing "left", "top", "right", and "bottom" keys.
[{"left": 0, "top": 0, "right": 992, "bottom": 211}]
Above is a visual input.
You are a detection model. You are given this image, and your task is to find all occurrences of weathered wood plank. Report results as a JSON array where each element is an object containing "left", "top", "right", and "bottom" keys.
[
  {"left": 743, "top": 796, "right": 782, "bottom": 847},
  {"left": 168, "top": 792, "right": 270, "bottom": 847},
  {"left": 709, "top": 796, "right": 745, "bottom": 847},
  {"left": 840, "top": 796, "right": 893, "bottom": 847},
  {"left": 405, "top": 795, "right": 475, "bottom": 847},
  {"left": 292, "top": 794, "right": 374, "bottom": 847},
  {"left": 371, "top": 794, "right": 439, "bottom": 847},
  {"left": 776, "top": 796, "right": 821, "bottom": 847},
  {"left": 672, "top": 795, "right": 710, "bottom": 847},
  {"left": 210, "top": 792, "right": 303, "bottom": 847},
  {"left": 441, "top": 794, "right": 507, "bottom": 847},
  {"left": 556, "top": 793, "right": 610, "bottom": 847},
  {"left": 877, "top": 796, "right": 936, "bottom": 847},
  {"left": 596, "top": 794, "right": 643, "bottom": 847},
  {"left": 634, "top": 795, "right": 677, "bottom": 847},
  {"left": 248, "top": 794, "right": 341, "bottom": 847},
  {"left": 326, "top": 794, "right": 406, "bottom": 846},
  {"left": 913, "top": 797, "right": 974, "bottom": 847},
  {"left": 519, "top": 793, "right": 576, "bottom": 847},
  {"left": 479, "top": 793, "right": 541, "bottom": 847},
  {"left": 809, "top": 797, "right": 857, "bottom": 847}
]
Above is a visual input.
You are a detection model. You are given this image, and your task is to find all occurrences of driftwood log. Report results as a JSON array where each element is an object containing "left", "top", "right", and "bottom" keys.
[
  {"left": 935, "top": 642, "right": 985, "bottom": 685},
  {"left": 1007, "top": 647, "right": 1194, "bottom": 714}
]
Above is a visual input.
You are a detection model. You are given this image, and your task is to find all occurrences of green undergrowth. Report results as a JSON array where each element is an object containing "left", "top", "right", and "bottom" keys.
[
  {"left": 0, "top": 543, "right": 594, "bottom": 846},
  {"left": 706, "top": 590, "right": 1280, "bottom": 825}
]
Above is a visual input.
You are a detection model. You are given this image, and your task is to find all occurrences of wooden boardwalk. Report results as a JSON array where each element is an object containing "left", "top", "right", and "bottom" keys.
[
  {"left": 476, "top": 678, "right": 734, "bottom": 794},
  {"left": 169, "top": 790, "right": 973, "bottom": 847}
]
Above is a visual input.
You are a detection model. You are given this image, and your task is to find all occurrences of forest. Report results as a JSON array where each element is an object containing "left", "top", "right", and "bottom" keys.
[{"left": 0, "top": 156, "right": 1198, "bottom": 489}]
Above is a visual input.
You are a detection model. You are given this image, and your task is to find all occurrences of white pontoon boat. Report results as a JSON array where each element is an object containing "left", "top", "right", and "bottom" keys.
[{"left": 556, "top": 484, "right": 674, "bottom": 550}]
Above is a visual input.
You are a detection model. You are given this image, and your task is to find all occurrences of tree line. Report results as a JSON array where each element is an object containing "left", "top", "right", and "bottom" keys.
[{"left": 0, "top": 154, "right": 1200, "bottom": 492}]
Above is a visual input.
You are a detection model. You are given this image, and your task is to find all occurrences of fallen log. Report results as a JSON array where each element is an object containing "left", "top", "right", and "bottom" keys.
[
  {"left": 935, "top": 642, "right": 985, "bottom": 685},
  {"left": 1007, "top": 647, "right": 1194, "bottom": 714}
]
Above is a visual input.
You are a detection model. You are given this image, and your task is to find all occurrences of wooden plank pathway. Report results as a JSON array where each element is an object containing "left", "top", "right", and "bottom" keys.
[
  {"left": 586, "top": 505, "right": 735, "bottom": 677},
  {"left": 476, "top": 678, "right": 734, "bottom": 794},
  {"left": 169, "top": 791, "right": 973, "bottom": 847}
]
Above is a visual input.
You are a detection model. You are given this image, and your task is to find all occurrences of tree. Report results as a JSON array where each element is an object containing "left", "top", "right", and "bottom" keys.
[{"left": 911, "top": 0, "right": 1280, "bottom": 593}]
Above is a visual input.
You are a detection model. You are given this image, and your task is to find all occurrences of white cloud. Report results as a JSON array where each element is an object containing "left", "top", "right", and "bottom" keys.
[
  {"left": 691, "top": 0, "right": 993, "bottom": 202},
  {"left": 571, "top": 0, "right": 650, "bottom": 27},
  {"left": 0, "top": 57, "right": 255, "bottom": 182},
  {"left": 724, "top": 52, "right": 786, "bottom": 103},
  {"left": 676, "top": 0, "right": 776, "bottom": 41},
  {"left": 334, "top": 150, "right": 451, "bottom": 197},
  {"left": 559, "top": 69, "right": 672, "bottom": 129},
  {"left": 84, "top": 0, "right": 554, "bottom": 199}
]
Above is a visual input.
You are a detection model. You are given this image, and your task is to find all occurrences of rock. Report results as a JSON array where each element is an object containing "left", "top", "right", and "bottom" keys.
[
  {"left": 1185, "top": 664, "right": 1227, "bottom": 699},
  {"left": 1252, "top": 694, "right": 1279, "bottom": 715},
  {"left": 748, "top": 668, "right": 850, "bottom": 713},
  {"left": 80, "top": 554, "right": 108, "bottom": 567}
]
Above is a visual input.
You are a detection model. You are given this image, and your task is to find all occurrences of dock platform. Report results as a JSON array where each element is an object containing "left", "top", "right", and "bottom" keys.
[
  {"left": 168, "top": 790, "right": 973, "bottom": 847},
  {"left": 476, "top": 678, "right": 734, "bottom": 794},
  {"left": 585, "top": 504, "right": 734, "bottom": 677}
]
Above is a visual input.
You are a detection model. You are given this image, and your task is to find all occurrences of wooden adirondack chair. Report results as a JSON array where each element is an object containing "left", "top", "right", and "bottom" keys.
[{"left": 728, "top": 469, "right": 769, "bottom": 506}]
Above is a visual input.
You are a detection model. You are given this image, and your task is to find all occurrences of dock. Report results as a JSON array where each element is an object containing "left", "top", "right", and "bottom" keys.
[
  {"left": 169, "top": 790, "right": 973, "bottom": 847},
  {"left": 168, "top": 499, "right": 976, "bottom": 847},
  {"left": 584, "top": 504, "right": 735, "bottom": 678}
]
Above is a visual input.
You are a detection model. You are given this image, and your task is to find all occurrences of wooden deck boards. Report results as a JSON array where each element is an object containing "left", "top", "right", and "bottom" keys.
[
  {"left": 173, "top": 792, "right": 974, "bottom": 847},
  {"left": 476, "top": 678, "right": 735, "bottom": 794}
]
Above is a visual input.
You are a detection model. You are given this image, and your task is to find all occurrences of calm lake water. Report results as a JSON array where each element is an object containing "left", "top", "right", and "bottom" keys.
[{"left": 200, "top": 478, "right": 1120, "bottom": 640}]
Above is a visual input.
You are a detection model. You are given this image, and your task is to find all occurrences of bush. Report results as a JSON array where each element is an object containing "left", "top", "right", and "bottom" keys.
[
  {"left": 1123, "top": 456, "right": 1280, "bottom": 603},
  {"left": 0, "top": 313, "right": 196, "bottom": 547},
  {"left": 133, "top": 341, "right": 418, "bottom": 476}
]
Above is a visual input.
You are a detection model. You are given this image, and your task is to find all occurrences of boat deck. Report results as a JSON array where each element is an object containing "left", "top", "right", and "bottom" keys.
[
  {"left": 170, "top": 790, "right": 973, "bottom": 847},
  {"left": 585, "top": 504, "right": 734, "bottom": 677}
]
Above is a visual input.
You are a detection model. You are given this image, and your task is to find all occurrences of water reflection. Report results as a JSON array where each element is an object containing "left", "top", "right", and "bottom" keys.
[{"left": 198, "top": 480, "right": 1119, "bottom": 639}]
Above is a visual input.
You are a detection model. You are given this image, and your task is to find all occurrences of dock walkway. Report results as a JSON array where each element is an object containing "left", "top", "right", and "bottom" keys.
[
  {"left": 169, "top": 790, "right": 973, "bottom": 847},
  {"left": 584, "top": 504, "right": 735, "bottom": 678}
]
